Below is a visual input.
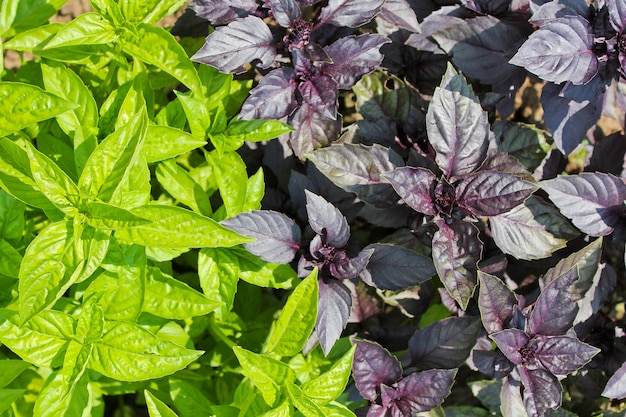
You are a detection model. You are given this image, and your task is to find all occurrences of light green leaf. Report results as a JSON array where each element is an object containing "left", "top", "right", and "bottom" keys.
[
  {"left": 61, "top": 341, "right": 93, "bottom": 394},
  {"left": 233, "top": 346, "right": 297, "bottom": 407},
  {"left": 109, "top": 154, "right": 152, "bottom": 210},
  {"left": 44, "top": 13, "right": 116, "bottom": 49},
  {"left": 90, "top": 320, "right": 203, "bottom": 381},
  {"left": 156, "top": 159, "right": 212, "bottom": 215},
  {"left": 236, "top": 249, "right": 298, "bottom": 289},
  {"left": 143, "top": 266, "right": 222, "bottom": 319},
  {"left": 79, "top": 109, "right": 148, "bottom": 204},
  {"left": 145, "top": 390, "right": 179, "bottom": 417},
  {"left": 114, "top": 204, "right": 252, "bottom": 249},
  {"left": 211, "top": 120, "right": 293, "bottom": 153},
  {"left": 0, "top": 360, "right": 30, "bottom": 389},
  {"left": 41, "top": 60, "right": 99, "bottom": 176},
  {"left": 243, "top": 168, "right": 265, "bottom": 212},
  {"left": 0, "top": 309, "right": 73, "bottom": 367},
  {"left": 5, "top": 0, "right": 66, "bottom": 36},
  {"left": 0, "top": 140, "right": 57, "bottom": 211},
  {"left": 198, "top": 248, "right": 240, "bottom": 320},
  {"left": 320, "top": 402, "right": 357, "bottom": 417},
  {"left": 33, "top": 371, "right": 91, "bottom": 417},
  {"left": 0, "top": 389, "right": 26, "bottom": 414},
  {"left": 265, "top": 269, "right": 318, "bottom": 357},
  {"left": 88, "top": 0, "right": 124, "bottom": 24},
  {"left": 0, "top": 0, "right": 19, "bottom": 36},
  {"left": 301, "top": 345, "right": 355, "bottom": 405},
  {"left": 143, "top": 125, "right": 207, "bottom": 163},
  {"left": 3, "top": 22, "right": 61, "bottom": 51},
  {"left": 122, "top": 23, "right": 202, "bottom": 93},
  {"left": 0, "top": 82, "right": 77, "bottom": 137},
  {"left": 259, "top": 401, "right": 293, "bottom": 417},
  {"left": 120, "top": 0, "right": 187, "bottom": 24},
  {"left": 23, "top": 140, "right": 80, "bottom": 213},
  {"left": 285, "top": 384, "right": 325, "bottom": 417},
  {"left": 36, "top": 132, "right": 77, "bottom": 181},
  {"left": 206, "top": 151, "right": 248, "bottom": 218},
  {"left": 0, "top": 240, "right": 21, "bottom": 278},
  {"left": 85, "top": 201, "right": 151, "bottom": 230},
  {"left": 169, "top": 379, "right": 214, "bottom": 417},
  {"left": 175, "top": 91, "right": 210, "bottom": 138}
]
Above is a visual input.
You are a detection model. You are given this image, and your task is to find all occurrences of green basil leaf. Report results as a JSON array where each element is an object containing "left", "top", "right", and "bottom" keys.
[
  {"left": 79, "top": 109, "right": 148, "bottom": 204},
  {"left": 236, "top": 249, "right": 298, "bottom": 290},
  {"left": 3, "top": 23, "right": 60, "bottom": 51},
  {"left": 169, "top": 379, "right": 214, "bottom": 417},
  {"left": 206, "top": 151, "right": 248, "bottom": 218},
  {"left": 0, "top": 309, "right": 73, "bottom": 367},
  {"left": 6, "top": 0, "right": 66, "bottom": 36},
  {"left": 143, "top": 266, "right": 222, "bottom": 319},
  {"left": 259, "top": 401, "right": 293, "bottom": 417},
  {"left": 321, "top": 402, "right": 357, "bottom": 417},
  {"left": 243, "top": 168, "right": 265, "bottom": 212},
  {"left": 0, "top": 239, "right": 21, "bottom": 278},
  {"left": 143, "top": 125, "right": 206, "bottom": 164},
  {"left": 90, "top": 320, "right": 203, "bottom": 381},
  {"left": 43, "top": 13, "right": 116, "bottom": 49},
  {"left": 120, "top": 0, "right": 186, "bottom": 24},
  {"left": 198, "top": 248, "right": 240, "bottom": 320},
  {"left": 264, "top": 269, "right": 318, "bottom": 357},
  {"left": 108, "top": 154, "right": 152, "bottom": 210},
  {"left": 0, "top": 82, "right": 77, "bottom": 137},
  {"left": 156, "top": 159, "right": 212, "bottom": 216},
  {"left": 175, "top": 92, "right": 210, "bottom": 138},
  {"left": 285, "top": 383, "right": 325, "bottom": 417},
  {"left": 233, "top": 346, "right": 297, "bottom": 407},
  {"left": 85, "top": 201, "right": 151, "bottom": 229},
  {"left": 0, "top": 389, "right": 26, "bottom": 414},
  {"left": 61, "top": 340, "right": 93, "bottom": 393},
  {"left": 41, "top": 59, "right": 99, "bottom": 176},
  {"left": 212, "top": 120, "right": 293, "bottom": 153},
  {"left": 121, "top": 23, "right": 202, "bottom": 93},
  {"left": 114, "top": 204, "right": 252, "bottom": 249},
  {"left": 33, "top": 371, "right": 91, "bottom": 417},
  {"left": 301, "top": 345, "right": 356, "bottom": 404},
  {"left": 145, "top": 390, "right": 180, "bottom": 417},
  {"left": 0, "top": 360, "right": 30, "bottom": 389},
  {"left": 0, "top": 184, "right": 24, "bottom": 245},
  {"left": 198, "top": 65, "right": 232, "bottom": 109},
  {"left": 0, "top": 0, "right": 19, "bottom": 36}
]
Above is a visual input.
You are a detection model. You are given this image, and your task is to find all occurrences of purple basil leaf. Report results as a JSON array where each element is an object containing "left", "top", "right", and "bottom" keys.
[
  {"left": 427, "top": 65, "right": 490, "bottom": 178},
  {"left": 528, "top": 268, "right": 579, "bottom": 336},
  {"left": 316, "top": 278, "right": 352, "bottom": 354},
  {"left": 298, "top": 75, "right": 338, "bottom": 120},
  {"left": 490, "top": 329, "right": 530, "bottom": 366},
  {"left": 352, "top": 339, "right": 403, "bottom": 401},
  {"left": 518, "top": 367, "right": 562, "bottom": 417},
  {"left": 296, "top": 0, "right": 320, "bottom": 5},
  {"left": 269, "top": 0, "right": 301, "bottom": 27},
  {"left": 367, "top": 404, "right": 390, "bottom": 417},
  {"left": 189, "top": 0, "right": 258, "bottom": 25},
  {"left": 382, "top": 167, "right": 437, "bottom": 215},
  {"left": 307, "top": 143, "right": 404, "bottom": 209},
  {"left": 541, "top": 80, "right": 605, "bottom": 155},
  {"left": 349, "top": 280, "right": 382, "bottom": 322},
  {"left": 239, "top": 68, "right": 298, "bottom": 120},
  {"left": 323, "top": 35, "right": 389, "bottom": 89},
  {"left": 192, "top": 16, "right": 276, "bottom": 74},
  {"left": 455, "top": 171, "right": 536, "bottom": 217},
  {"left": 540, "top": 173, "right": 626, "bottom": 237},
  {"left": 472, "top": 349, "right": 514, "bottom": 379},
  {"left": 530, "top": 0, "right": 590, "bottom": 25},
  {"left": 510, "top": 17, "right": 597, "bottom": 85},
  {"left": 377, "top": 0, "right": 420, "bottom": 32},
  {"left": 609, "top": 0, "right": 626, "bottom": 32},
  {"left": 318, "top": 0, "right": 385, "bottom": 27},
  {"left": 501, "top": 372, "right": 528, "bottom": 417},
  {"left": 478, "top": 271, "right": 518, "bottom": 334},
  {"left": 360, "top": 243, "right": 435, "bottom": 290},
  {"left": 433, "top": 16, "right": 531, "bottom": 85},
  {"left": 479, "top": 152, "right": 537, "bottom": 183},
  {"left": 392, "top": 369, "right": 456, "bottom": 414},
  {"left": 576, "top": 263, "right": 617, "bottom": 324},
  {"left": 533, "top": 335, "right": 599, "bottom": 375},
  {"left": 586, "top": 132, "right": 626, "bottom": 176},
  {"left": 409, "top": 316, "right": 481, "bottom": 370},
  {"left": 305, "top": 190, "right": 350, "bottom": 248},
  {"left": 432, "top": 220, "right": 482, "bottom": 309},
  {"left": 406, "top": 12, "right": 464, "bottom": 53},
  {"left": 602, "top": 360, "right": 626, "bottom": 399},
  {"left": 220, "top": 210, "right": 301, "bottom": 264},
  {"left": 330, "top": 248, "right": 373, "bottom": 280},
  {"left": 288, "top": 103, "right": 342, "bottom": 158}
]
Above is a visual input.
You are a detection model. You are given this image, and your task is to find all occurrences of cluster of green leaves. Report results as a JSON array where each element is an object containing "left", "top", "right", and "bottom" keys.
[{"left": 0, "top": 0, "right": 355, "bottom": 416}]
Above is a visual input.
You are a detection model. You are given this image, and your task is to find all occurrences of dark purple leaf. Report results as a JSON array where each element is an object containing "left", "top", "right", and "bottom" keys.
[
  {"left": 305, "top": 190, "right": 349, "bottom": 248},
  {"left": 433, "top": 16, "right": 531, "bottom": 85},
  {"left": 360, "top": 243, "right": 435, "bottom": 290},
  {"left": 432, "top": 220, "right": 482, "bottom": 309},
  {"left": 192, "top": 16, "right": 276, "bottom": 74},
  {"left": 353, "top": 339, "right": 403, "bottom": 401},
  {"left": 323, "top": 35, "right": 389, "bottom": 89},
  {"left": 541, "top": 80, "right": 605, "bottom": 155},
  {"left": 540, "top": 237, "right": 602, "bottom": 294},
  {"left": 576, "top": 263, "right": 617, "bottom": 324},
  {"left": 533, "top": 335, "right": 599, "bottom": 375},
  {"left": 427, "top": 65, "right": 490, "bottom": 178},
  {"left": 270, "top": 0, "right": 301, "bottom": 27},
  {"left": 586, "top": 132, "right": 626, "bottom": 176},
  {"left": 316, "top": 278, "right": 352, "bottom": 354},
  {"left": 406, "top": 11, "right": 463, "bottom": 53},
  {"left": 239, "top": 68, "right": 298, "bottom": 120},
  {"left": 288, "top": 103, "right": 342, "bottom": 158},
  {"left": 377, "top": 0, "right": 420, "bottom": 32},
  {"left": 456, "top": 171, "right": 536, "bottom": 217},
  {"left": 472, "top": 349, "right": 514, "bottom": 379},
  {"left": 509, "top": 17, "right": 597, "bottom": 85},
  {"left": 391, "top": 369, "right": 456, "bottom": 414},
  {"left": 298, "top": 75, "right": 338, "bottom": 120},
  {"left": 602, "top": 360, "right": 626, "bottom": 399},
  {"left": 490, "top": 329, "right": 530, "bottom": 366},
  {"left": 478, "top": 271, "right": 518, "bottom": 334},
  {"left": 307, "top": 143, "right": 404, "bottom": 209},
  {"left": 330, "top": 248, "right": 373, "bottom": 280},
  {"left": 382, "top": 167, "right": 437, "bottom": 216},
  {"left": 478, "top": 152, "right": 537, "bottom": 183},
  {"left": 528, "top": 268, "right": 579, "bottom": 336},
  {"left": 367, "top": 404, "right": 389, "bottom": 417},
  {"left": 409, "top": 316, "right": 481, "bottom": 370},
  {"left": 609, "top": 0, "right": 626, "bottom": 32},
  {"left": 541, "top": 173, "right": 626, "bottom": 237},
  {"left": 220, "top": 210, "right": 301, "bottom": 264},
  {"left": 348, "top": 280, "right": 382, "bottom": 322},
  {"left": 530, "top": 0, "right": 590, "bottom": 25},
  {"left": 318, "top": 0, "right": 385, "bottom": 27},
  {"left": 189, "top": 0, "right": 258, "bottom": 25},
  {"left": 519, "top": 367, "right": 562, "bottom": 417}
]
